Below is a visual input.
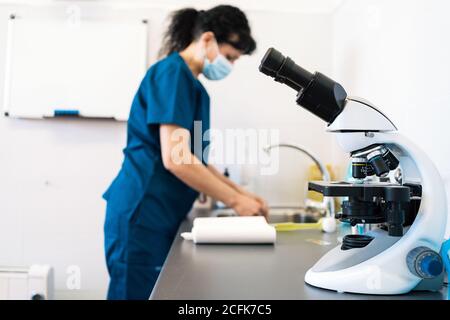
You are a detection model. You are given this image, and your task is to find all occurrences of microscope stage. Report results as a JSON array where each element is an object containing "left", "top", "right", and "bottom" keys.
[{"left": 308, "top": 181, "right": 410, "bottom": 202}]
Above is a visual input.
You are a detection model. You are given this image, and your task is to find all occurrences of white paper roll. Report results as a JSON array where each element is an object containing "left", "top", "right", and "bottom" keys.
[
  {"left": 193, "top": 216, "right": 268, "bottom": 227},
  {"left": 182, "top": 216, "right": 276, "bottom": 244}
]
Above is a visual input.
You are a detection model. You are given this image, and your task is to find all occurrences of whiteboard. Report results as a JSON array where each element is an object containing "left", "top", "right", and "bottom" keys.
[{"left": 3, "top": 16, "right": 148, "bottom": 120}]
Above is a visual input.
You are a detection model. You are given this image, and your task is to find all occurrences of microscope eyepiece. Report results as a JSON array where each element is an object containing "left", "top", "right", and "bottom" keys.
[
  {"left": 259, "top": 48, "right": 313, "bottom": 91},
  {"left": 259, "top": 47, "right": 347, "bottom": 124},
  {"left": 259, "top": 48, "right": 284, "bottom": 78}
]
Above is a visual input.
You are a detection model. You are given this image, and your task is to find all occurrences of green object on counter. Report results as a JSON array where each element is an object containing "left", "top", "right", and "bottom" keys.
[{"left": 272, "top": 219, "right": 323, "bottom": 232}]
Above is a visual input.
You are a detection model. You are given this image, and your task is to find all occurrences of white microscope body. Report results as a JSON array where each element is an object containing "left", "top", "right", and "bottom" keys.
[
  {"left": 259, "top": 48, "right": 447, "bottom": 295},
  {"left": 304, "top": 97, "right": 448, "bottom": 294}
]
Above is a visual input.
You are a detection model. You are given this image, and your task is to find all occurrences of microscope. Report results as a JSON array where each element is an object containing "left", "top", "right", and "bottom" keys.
[{"left": 259, "top": 48, "right": 448, "bottom": 294}]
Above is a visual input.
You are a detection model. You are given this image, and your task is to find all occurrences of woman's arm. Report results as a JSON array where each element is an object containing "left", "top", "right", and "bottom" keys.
[
  {"left": 207, "top": 165, "right": 269, "bottom": 216},
  {"left": 160, "top": 124, "right": 264, "bottom": 216}
]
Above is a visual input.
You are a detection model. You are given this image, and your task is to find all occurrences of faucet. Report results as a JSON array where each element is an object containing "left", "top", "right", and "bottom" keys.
[{"left": 263, "top": 143, "right": 336, "bottom": 218}]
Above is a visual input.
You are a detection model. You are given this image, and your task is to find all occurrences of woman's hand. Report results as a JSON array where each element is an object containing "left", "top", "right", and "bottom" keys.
[
  {"left": 237, "top": 189, "right": 269, "bottom": 218},
  {"left": 204, "top": 165, "right": 270, "bottom": 218},
  {"left": 230, "top": 194, "right": 265, "bottom": 217},
  {"left": 253, "top": 195, "right": 269, "bottom": 218}
]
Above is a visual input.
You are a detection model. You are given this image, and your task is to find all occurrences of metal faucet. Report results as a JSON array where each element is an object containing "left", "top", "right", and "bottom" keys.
[{"left": 263, "top": 143, "right": 335, "bottom": 218}]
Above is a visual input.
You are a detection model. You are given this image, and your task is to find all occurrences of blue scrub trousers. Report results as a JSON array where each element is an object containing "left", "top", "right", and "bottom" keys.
[{"left": 104, "top": 201, "right": 176, "bottom": 300}]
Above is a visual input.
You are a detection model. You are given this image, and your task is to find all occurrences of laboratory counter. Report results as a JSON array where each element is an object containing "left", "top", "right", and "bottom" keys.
[{"left": 150, "top": 209, "right": 448, "bottom": 300}]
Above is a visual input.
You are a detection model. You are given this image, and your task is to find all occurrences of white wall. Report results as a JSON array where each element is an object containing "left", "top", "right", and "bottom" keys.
[
  {"left": 333, "top": 0, "right": 450, "bottom": 236},
  {"left": 0, "top": 2, "right": 170, "bottom": 300},
  {"left": 0, "top": 1, "right": 339, "bottom": 299},
  {"left": 205, "top": 10, "right": 337, "bottom": 206}
]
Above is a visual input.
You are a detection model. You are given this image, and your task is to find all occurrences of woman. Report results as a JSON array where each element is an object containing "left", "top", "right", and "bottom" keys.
[{"left": 103, "top": 5, "right": 268, "bottom": 300}]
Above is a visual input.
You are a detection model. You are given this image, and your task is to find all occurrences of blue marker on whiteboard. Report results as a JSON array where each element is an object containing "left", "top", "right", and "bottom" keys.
[{"left": 54, "top": 109, "right": 80, "bottom": 117}]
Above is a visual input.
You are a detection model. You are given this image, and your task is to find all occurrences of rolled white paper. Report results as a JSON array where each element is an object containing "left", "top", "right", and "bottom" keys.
[{"left": 182, "top": 216, "right": 276, "bottom": 244}]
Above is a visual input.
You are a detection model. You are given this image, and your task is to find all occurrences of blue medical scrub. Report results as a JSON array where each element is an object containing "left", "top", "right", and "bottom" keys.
[{"left": 103, "top": 52, "right": 210, "bottom": 300}]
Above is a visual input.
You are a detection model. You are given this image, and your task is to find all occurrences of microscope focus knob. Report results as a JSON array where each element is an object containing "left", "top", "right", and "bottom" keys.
[{"left": 407, "top": 246, "right": 443, "bottom": 279}]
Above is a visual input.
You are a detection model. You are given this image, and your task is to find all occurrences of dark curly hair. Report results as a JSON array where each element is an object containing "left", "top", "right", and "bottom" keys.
[{"left": 159, "top": 5, "right": 256, "bottom": 57}]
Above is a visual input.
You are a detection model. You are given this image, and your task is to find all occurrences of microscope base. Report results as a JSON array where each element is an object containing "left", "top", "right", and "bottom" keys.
[{"left": 304, "top": 228, "right": 444, "bottom": 295}]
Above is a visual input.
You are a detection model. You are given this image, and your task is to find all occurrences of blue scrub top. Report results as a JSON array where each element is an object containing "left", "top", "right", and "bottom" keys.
[{"left": 103, "top": 52, "right": 210, "bottom": 234}]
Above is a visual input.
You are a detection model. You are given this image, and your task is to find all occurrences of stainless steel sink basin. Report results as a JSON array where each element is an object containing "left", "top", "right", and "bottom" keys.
[{"left": 210, "top": 206, "right": 325, "bottom": 224}]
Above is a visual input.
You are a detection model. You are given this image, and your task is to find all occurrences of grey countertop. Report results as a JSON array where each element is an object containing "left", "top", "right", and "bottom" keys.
[{"left": 150, "top": 209, "right": 448, "bottom": 300}]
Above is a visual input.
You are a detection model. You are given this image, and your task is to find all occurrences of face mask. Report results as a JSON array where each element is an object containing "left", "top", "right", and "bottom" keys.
[{"left": 202, "top": 54, "right": 233, "bottom": 80}]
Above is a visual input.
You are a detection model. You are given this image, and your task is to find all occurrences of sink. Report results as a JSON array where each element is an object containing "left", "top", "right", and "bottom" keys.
[
  {"left": 210, "top": 206, "right": 325, "bottom": 224},
  {"left": 267, "top": 207, "right": 323, "bottom": 224}
]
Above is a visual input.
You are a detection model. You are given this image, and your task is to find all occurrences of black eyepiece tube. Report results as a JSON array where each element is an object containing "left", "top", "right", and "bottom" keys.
[
  {"left": 259, "top": 47, "right": 348, "bottom": 124},
  {"left": 259, "top": 48, "right": 313, "bottom": 91}
]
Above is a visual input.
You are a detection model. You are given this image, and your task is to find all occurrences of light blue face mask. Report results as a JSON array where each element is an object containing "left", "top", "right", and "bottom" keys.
[{"left": 202, "top": 54, "right": 233, "bottom": 80}]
